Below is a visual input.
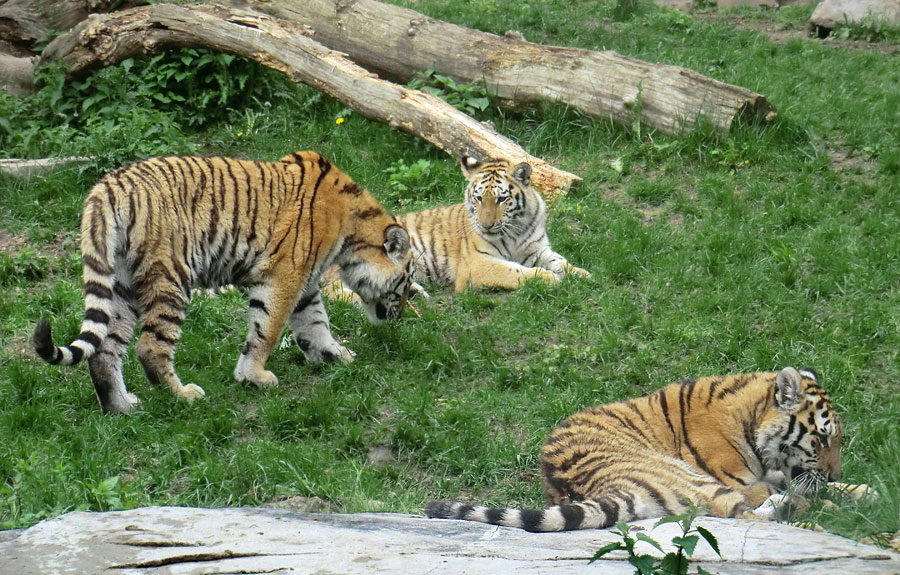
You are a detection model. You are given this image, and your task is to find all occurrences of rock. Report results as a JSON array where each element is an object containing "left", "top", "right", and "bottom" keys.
[
  {"left": 366, "top": 445, "right": 395, "bottom": 466},
  {"left": 1, "top": 507, "right": 897, "bottom": 574},
  {"left": 810, "top": 0, "right": 900, "bottom": 32}
]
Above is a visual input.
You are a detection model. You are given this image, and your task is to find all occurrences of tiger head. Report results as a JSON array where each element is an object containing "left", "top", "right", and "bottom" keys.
[
  {"left": 758, "top": 367, "right": 842, "bottom": 491},
  {"left": 461, "top": 156, "right": 535, "bottom": 236},
  {"left": 338, "top": 220, "right": 414, "bottom": 323}
]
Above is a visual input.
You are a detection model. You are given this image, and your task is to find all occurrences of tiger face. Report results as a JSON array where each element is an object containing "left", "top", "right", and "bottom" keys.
[
  {"left": 461, "top": 156, "right": 532, "bottom": 236},
  {"left": 338, "top": 224, "right": 414, "bottom": 323},
  {"left": 761, "top": 367, "right": 842, "bottom": 491}
]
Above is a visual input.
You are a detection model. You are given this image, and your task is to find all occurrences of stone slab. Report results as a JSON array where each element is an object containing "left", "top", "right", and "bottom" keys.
[
  {"left": 0, "top": 507, "right": 897, "bottom": 574},
  {"left": 810, "top": 0, "right": 900, "bottom": 30}
]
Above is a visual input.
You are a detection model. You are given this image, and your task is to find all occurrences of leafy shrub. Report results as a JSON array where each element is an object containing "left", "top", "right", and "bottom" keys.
[{"left": 407, "top": 65, "right": 491, "bottom": 118}]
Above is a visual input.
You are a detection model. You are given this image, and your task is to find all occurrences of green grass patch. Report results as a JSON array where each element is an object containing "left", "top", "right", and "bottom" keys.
[{"left": 1, "top": 0, "right": 897, "bottom": 546}]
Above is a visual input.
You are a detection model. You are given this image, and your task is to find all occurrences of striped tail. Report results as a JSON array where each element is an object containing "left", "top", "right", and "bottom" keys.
[
  {"left": 424, "top": 499, "right": 620, "bottom": 532},
  {"left": 33, "top": 183, "right": 119, "bottom": 366}
]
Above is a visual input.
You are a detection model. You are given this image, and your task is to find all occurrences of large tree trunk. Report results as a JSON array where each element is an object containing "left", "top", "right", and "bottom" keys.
[
  {"left": 40, "top": 4, "right": 580, "bottom": 197},
  {"left": 230, "top": 0, "right": 775, "bottom": 135}
]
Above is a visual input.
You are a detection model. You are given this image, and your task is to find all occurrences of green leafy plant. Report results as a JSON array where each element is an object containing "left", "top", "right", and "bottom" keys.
[
  {"left": 407, "top": 65, "right": 490, "bottom": 117},
  {"left": 590, "top": 502, "right": 721, "bottom": 575},
  {"left": 0, "top": 248, "right": 51, "bottom": 285},
  {"left": 383, "top": 158, "right": 442, "bottom": 206}
]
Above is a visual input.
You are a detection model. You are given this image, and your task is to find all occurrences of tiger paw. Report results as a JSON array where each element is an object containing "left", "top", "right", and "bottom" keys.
[
  {"left": 304, "top": 339, "right": 355, "bottom": 364},
  {"left": 828, "top": 482, "right": 879, "bottom": 500},
  {"left": 751, "top": 493, "right": 790, "bottom": 521},
  {"left": 565, "top": 264, "right": 592, "bottom": 278},
  {"left": 249, "top": 370, "right": 279, "bottom": 387},
  {"left": 531, "top": 268, "right": 561, "bottom": 284},
  {"left": 178, "top": 383, "right": 206, "bottom": 402}
]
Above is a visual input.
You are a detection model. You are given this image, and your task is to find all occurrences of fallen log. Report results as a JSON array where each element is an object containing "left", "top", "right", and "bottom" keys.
[
  {"left": 0, "top": 0, "right": 120, "bottom": 47},
  {"left": 39, "top": 3, "right": 579, "bottom": 198},
  {"left": 232, "top": 0, "right": 775, "bottom": 135},
  {"left": 0, "top": 53, "right": 35, "bottom": 95}
]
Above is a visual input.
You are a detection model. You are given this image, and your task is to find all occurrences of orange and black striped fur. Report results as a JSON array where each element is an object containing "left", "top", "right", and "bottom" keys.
[
  {"left": 427, "top": 367, "right": 844, "bottom": 531},
  {"left": 32, "top": 151, "right": 414, "bottom": 414},
  {"left": 325, "top": 156, "right": 588, "bottom": 300}
]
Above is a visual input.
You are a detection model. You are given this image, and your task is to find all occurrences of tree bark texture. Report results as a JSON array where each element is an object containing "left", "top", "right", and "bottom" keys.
[
  {"left": 0, "top": 52, "right": 34, "bottom": 94},
  {"left": 41, "top": 4, "right": 580, "bottom": 197},
  {"left": 0, "top": 0, "right": 120, "bottom": 47},
  {"left": 230, "top": 0, "right": 775, "bottom": 135}
]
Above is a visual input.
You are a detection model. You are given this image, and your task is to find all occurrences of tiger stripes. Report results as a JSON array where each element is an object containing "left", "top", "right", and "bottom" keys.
[
  {"left": 323, "top": 155, "right": 589, "bottom": 302},
  {"left": 33, "top": 151, "right": 414, "bottom": 413},
  {"left": 426, "top": 367, "right": 844, "bottom": 531}
]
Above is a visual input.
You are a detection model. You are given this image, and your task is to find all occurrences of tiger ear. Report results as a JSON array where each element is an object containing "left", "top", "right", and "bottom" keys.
[
  {"left": 511, "top": 162, "right": 532, "bottom": 186},
  {"left": 383, "top": 225, "right": 410, "bottom": 263},
  {"left": 460, "top": 155, "right": 483, "bottom": 177},
  {"left": 775, "top": 367, "right": 802, "bottom": 410}
]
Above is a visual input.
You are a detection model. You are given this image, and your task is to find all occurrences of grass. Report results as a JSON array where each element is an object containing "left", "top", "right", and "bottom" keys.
[{"left": 1, "top": 0, "right": 898, "bottom": 546}]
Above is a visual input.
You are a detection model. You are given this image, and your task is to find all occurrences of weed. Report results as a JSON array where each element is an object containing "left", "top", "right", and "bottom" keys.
[
  {"left": 590, "top": 501, "right": 721, "bottom": 574},
  {"left": 407, "top": 65, "right": 491, "bottom": 118}
]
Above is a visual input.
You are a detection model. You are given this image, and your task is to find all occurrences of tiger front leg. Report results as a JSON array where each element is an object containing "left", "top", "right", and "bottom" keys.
[
  {"left": 234, "top": 281, "right": 301, "bottom": 387},
  {"left": 459, "top": 255, "right": 560, "bottom": 291},
  {"left": 532, "top": 245, "right": 591, "bottom": 279},
  {"left": 287, "top": 289, "right": 355, "bottom": 364}
]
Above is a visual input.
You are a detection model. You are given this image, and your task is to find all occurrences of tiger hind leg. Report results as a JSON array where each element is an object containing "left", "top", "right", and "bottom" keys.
[
  {"left": 87, "top": 283, "right": 140, "bottom": 413},
  {"left": 134, "top": 281, "right": 205, "bottom": 402}
]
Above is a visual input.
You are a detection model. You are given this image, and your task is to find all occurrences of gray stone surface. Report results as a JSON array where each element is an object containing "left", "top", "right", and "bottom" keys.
[
  {"left": 810, "top": 0, "right": 900, "bottom": 30},
  {"left": 0, "top": 506, "right": 897, "bottom": 574}
]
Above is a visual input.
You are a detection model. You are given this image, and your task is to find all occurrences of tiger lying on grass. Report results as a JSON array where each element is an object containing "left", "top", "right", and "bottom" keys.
[
  {"left": 324, "top": 156, "right": 589, "bottom": 302},
  {"left": 33, "top": 151, "right": 414, "bottom": 414},
  {"left": 427, "top": 367, "right": 873, "bottom": 532}
]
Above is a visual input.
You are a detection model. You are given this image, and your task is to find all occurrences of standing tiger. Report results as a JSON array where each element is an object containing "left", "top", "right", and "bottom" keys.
[
  {"left": 324, "top": 155, "right": 589, "bottom": 300},
  {"left": 32, "top": 151, "right": 414, "bottom": 414},
  {"left": 427, "top": 367, "right": 849, "bottom": 532}
]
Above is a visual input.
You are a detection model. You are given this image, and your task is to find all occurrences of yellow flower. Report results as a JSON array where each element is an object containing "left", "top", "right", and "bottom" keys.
[
  {"left": 336, "top": 117, "right": 345, "bottom": 125},
  {"left": 237, "top": 132, "right": 243, "bottom": 137}
]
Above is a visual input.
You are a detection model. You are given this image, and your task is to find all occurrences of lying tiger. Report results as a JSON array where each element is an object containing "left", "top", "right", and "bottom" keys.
[
  {"left": 32, "top": 151, "right": 414, "bottom": 414},
  {"left": 324, "top": 155, "right": 589, "bottom": 301},
  {"left": 427, "top": 367, "right": 871, "bottom": 531}
]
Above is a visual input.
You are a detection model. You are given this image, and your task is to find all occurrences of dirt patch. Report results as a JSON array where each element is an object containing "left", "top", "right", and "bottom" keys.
[
  {"left": 602, "top": 188, "right": 684, "bottom": 225},
  {"left": 0, "top": 229, "right": 77, "bottom": 257},
  {"left": 0, "top": 231, "right": 26, "bottom": 255}
]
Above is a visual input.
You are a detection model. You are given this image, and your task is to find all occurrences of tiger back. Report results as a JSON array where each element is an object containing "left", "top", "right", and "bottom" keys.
[
  {"left": 33, "top": 151, "right": 414, "bottom": 414},
  {"left": 324, "top": 155, "right": 588, "bottom": 301},
  {"left": 427, "top": 367, "right": 846, "bottom": 531}
]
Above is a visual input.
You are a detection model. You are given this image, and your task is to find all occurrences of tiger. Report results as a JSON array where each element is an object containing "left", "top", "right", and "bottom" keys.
[
  {"left": 32, "top": 151, "right": 414, "bottom": 414},
  {"left": 426, "top": 367, "right": 859, "bottom": 532},
  {"left": 323, "top": 155, "right": 589, "bottom": 301}
]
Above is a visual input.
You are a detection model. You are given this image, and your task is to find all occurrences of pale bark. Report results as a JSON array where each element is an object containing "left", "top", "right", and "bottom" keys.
[
  {"left": 230, "top": 0, "right": 776, "bottom": 135},
  {"left": 0, "top": 52, "right": 35, "bottom": 94},
  {"left": 40, "top": 4, "right": 580, "bottom": 197},
  {"left": 0, "top": 0, "right": 120, "bottom": 46}
]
